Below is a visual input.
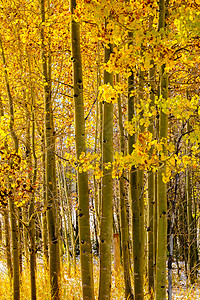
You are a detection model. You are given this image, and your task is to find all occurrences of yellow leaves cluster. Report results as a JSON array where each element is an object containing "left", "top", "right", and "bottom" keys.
[
  {"left": 124, "top": 118, "right": 136, "bottom": 137},
  {"left": 98, "top": 83, "right": 117, "bottom": 104},
  {"left": 162, "top": 168, "right": 172, "bottom": 184},
  {"left": 77, "top": 151, "right": 102, "bottom": 179},
  {"left": 0, "top": 114, "right": 10, "bottom": 139},
  {"left": 125, "top": 98, "right": 157, "bottom": 136},
  {"left": 155, "top": 95, "right": 199, "bottom": 119},
  {"left": 113, "top": 132, "right": 155, "bottom": 178},
  {"left": 189, "top": 125, "right": 200, "bottom": 144},
  {"left": 164, "top": 152, "right": 199, "bottom": 184},
  {"left": 0, "top": 147, "right": 34, "bottom": 207}
]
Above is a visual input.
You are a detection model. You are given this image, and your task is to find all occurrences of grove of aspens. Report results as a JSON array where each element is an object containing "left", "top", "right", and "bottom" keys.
[{"left": 0, "top": 0, "right": 199, "bottom": 299}]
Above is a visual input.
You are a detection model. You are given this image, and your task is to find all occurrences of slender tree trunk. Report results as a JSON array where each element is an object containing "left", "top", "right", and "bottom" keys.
[
  {"left": 186, "top": 124, "right": 197, "bottom": 284},
  {"left": 117, "top": 75, "right": 133, "bottom": 299},
  {"left": 155, "top": 1, "right": 168, "bottom": 299},
  {"left": 41, "top": 136, "right": 49, "bottom": 274},
  {"left": 147, "top": 63, "right": 156, "bottom": 298},
  {"left": 40, "top": 1, "right": 60, "bottom": 298},
  {"left": 70, "top": 0, "right": 94, "bottom": 298},
  {"left": 0, "top": 35, "right": 20, "bottom": 300},
  {"left": 93, "top": 65, "right": 101, "bottom": 253},
  {"left": 98, "top": 43, "right": 113, "bottom": 300},
  {"left": 22, "top": 205, "right": 29, "bottom": 266},
  {"left": 128, "top": 60, "right": 143, "bottom": 300},
  {"left": 0, "top": 97, "right": 13, "bottom": 282},
  {"left": 137, "top": 67, "right": 145, "bottom": 299},
  {"left": 168, "top": 173, "right": 178, "bottom": 300},
  {"left": 192, "top": 179, "right": 198, "bottom": 279},
  {"left": 4, "top": 210, "right": 13, "bottom": 280},
  {"left": 63, "top": 169, "right": 76, "bottom": 269},
  {"left": 58, "top": 165, "right": 70, "bottom": 269},
  {"left": 18, "top": 208, "right": 23, "bottom": 275},
  {"left": 27, "top": 54, "right": 38, "bottom": 300}
]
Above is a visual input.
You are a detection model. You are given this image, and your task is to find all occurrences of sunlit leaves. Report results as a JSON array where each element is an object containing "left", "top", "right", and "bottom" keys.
[
  {"left": 98, "top": 83, "right": 117, "bottom": 103},
  {"left": 0, "top": 147, "right": 34, "bottom": 207},
  {"left": 156, "top": 95, "right": 199, "bottom": 119}
]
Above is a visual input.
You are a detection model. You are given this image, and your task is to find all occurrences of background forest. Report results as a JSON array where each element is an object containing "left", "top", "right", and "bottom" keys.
[{"left": 0, "top": 0, "right": 199, "bottom": 299}]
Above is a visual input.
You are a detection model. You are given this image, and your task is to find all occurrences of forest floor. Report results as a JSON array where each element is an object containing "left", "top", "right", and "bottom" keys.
[
  {"left": 170, "top": 262, "right": 200, "bottom": 300},
  {"left": 0, "top": 257, "right": 199, "bottom": 299}
]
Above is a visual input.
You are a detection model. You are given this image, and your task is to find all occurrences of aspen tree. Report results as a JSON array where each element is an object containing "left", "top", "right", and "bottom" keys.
[
  {"left": 128, "top": 78, "right": 143, "bottom": 300},
  {"left": 40, "top": 1, "right": 60, "bottom": 298},
  {"left": 147, "top": 62, "right": 156, "bottom": 298},
  {"left": 16, "top": 33, "right": 27, "bottom": 276},
  {"left": 57, "top": 162, "right": 70, "bottom": 268},
  {"left": 93, "top": 43, "right": 101, "bottom": 254},
  {"left": 70, "top": 0, "right": 94, "bottom": 298},
  {"left": 41, "top": 134, "right": 49, "bottom": 274},
  {"left": 59, "top": 162, "right": 76, "bottom": 270},
  {"left": 117, "top": 74, "right": 134, "bottom": 299},
  {"left": 3, "top": 207, "right": 13, "bottom": 281},
  {"left": 0, "top": 97, "right": 13, "bottom": 282},
  {"left": 0, "top": 36, "right": 20, "bottom": 300},
  {"left": 63, "top": 169, "right": 76, "bottom": 269},
  {"left": 98, "top": 43, "right": 113, "bottom": 299},
  {"left": 27, "top": 54, "right": 37, "bottom": 300},
  {"left": 127, "top": 38, "right": 144, "bottom": 299},
  {"left": 186, "top": 122, "right": 197, "bottom": 284},
  {"left": 155, "top": 1, "right": 168, "bottom": 299},
  {"left": 137, "top": 67, "right": 145, "bottom": 299}
]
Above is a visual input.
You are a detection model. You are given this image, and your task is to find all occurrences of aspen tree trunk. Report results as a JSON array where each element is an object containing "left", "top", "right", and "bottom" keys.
[
  {"left": 137, "top": 67, "right": 145, "bottom": 298},
  {"left": 156, "top": 1, "right": 168, "bottom": 299},
  {"left": 192, "top": 180, "right": 198, "bottom": 280},
  {"left": 63, "top": 169, "right": 76, "bottom": 268},
  {"left": 168, "top": 173, "right": 178, "bottom": 300},
  {"left": 154, "top": 101, "right": 159, "bottom": 279},
  {"left": 147, "top": 63, "right": 156, "bottom": 298},
  {"left": 28, "top": 141, "right": 37, "bottom": 300},
  {"left": 57, "top": 167, "right": 65, "bottom": 268},
  {"left": 113, "top": 232, "right": 120, "bottom": 274},
  {"left": 0, "top": 97, "right": 13, "bottom": 281},
  {"left": 16, "top": 34, "right": 28, "bottom": 276},
  {"left": 25, "top": 103, "right": 36, "bottom": 300},
  {"left": 98, "top": 43, "right": 113, "bottom": 300},
  {"left": 0, "top": 36, "right": 20, "bottom": 300},
  {"left": 41, "top": 136, "right": 49, "bottom": 273},
  {"left": 58, "top": 160, "right": 76, "bottom": 271},
  {"left": 92, "top": 194, "right": 99, "bottom": 255},
  {"left": 186, "top": 123, "right": 197, "bottom": 284},
  {"left": 117, "top": 75, "right": 133, "bottom": 299},
  {"left": 178, "top": 192, "right": 188, "bottom": 279},
  {"left": 128, "top": 86, "right": 141, "bottom": 300},
  {"left": 7, "top": 91, "right": 20, "bottom": 300},
  {"left": 57, "top": 163, "right": 70, "bottom": 268},
  {"left": 18, "top": 208, "right": 23, "bottom": 274},
  {"left": 4, "top": 209, "right": 13, "bottom": 280},
  {"left": 22, "top": 206, "right": 29, "bottom": 266},
  {"left": 70, "top": 0, "right": 94, "bottom": 298},
  {"left": 42, "top": 209, "right": 49, "bottom": 272},
  {"left": 128, "top": 59, "right": 143, "bottom": 299},
  {"left": 40, "top": 1, "right": 60, "bottom": 298},
  {"left": 93, "top": 177, "right": 100, "bottom": 252},
  {"left": 15, "top": 36, "right": 29, "bottom": 269},
  {"left": 186, "top": 168, "right": 195, "bottom": 282},
  {"left": 27, "top": 56, "right": 38, "bottom": 300},
  {"left": 154, "top": 170, "right": 158, "bottom": 271},
  {"left": 93, "top": 59, "right": 101, "bottom": 253}
]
